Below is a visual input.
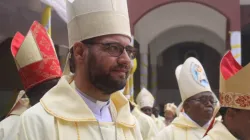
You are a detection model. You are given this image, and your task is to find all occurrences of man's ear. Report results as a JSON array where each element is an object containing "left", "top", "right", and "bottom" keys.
[
  {"left": 73, "top": 42, "right": 87, "bottom": 61},
  {"left": 183, "top": 101, "right": 190, "bottom": 113}
]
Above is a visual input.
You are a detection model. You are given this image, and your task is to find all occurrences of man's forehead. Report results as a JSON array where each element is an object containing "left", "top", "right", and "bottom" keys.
[
  {"left": 142, "top": 106, "right": 152, "bottom": 109},
  {"left": 186, "top": 92, "right": 213, "bottom": 101}
]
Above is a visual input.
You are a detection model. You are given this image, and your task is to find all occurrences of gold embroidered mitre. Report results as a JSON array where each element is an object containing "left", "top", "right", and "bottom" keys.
[{"left": 220, "top": 51, "right": 250, "bottom": 110}]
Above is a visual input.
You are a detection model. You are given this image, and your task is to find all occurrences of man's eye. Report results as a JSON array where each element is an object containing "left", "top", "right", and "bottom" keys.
[{"left": 109, "top": 45, "right": 120, "bottom": 51}]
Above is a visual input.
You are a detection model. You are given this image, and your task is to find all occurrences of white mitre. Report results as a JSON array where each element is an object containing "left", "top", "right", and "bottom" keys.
[
  {"left": 178, "top": 57, "right": 212, "bottom": 101},
  {"left": 176, "top": 57, "right": 218, "bottom": 113},
  {"left": 136, "top": 88, "right": 155, "bottom": 109},
  {"left": 177, "top": 57, "right": 218, "bottom": 114},
  {"left": 63, "top": 0, "right": 132, "bottom": 75},
  {"left": 66, "top": 0, "right": 131, "bottom": 47}
]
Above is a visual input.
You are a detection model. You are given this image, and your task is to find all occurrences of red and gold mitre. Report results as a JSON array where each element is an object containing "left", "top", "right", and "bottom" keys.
[
  {"left": 220, "top": 51, "right": 250, "bottom": 110},
  {"left": 11, "top": 21, "right": 62, "bottom": 90}
]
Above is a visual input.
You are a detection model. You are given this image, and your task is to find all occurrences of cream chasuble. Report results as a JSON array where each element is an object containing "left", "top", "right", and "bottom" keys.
[
  {"left": 151, "top": 115, "right": 165, "bottom": 131},
  {"left": 1, "top": 91, "right": 29, "bottom": 140},
  {"left": 16, "top": 75, "right": 142, "bottom": 140},
  {"left": 154, "top": 113, "right": 208, "bottom": 140},
  {"left": 202, "top": 121, "right": 237, "bottom": 140},
  {"left": 159, "top": 116, "right": 165, "bottom": 122},
  {"left": 131, "top": 107, "right": 157, "bottom": 140}
]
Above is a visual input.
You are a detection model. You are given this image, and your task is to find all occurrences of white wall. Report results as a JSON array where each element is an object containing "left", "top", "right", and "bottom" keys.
[
  {"left": 134, "top": 2, "right": 227, "bottom": 54},
  {"left": 241, "top": 0, "right": 250, "bottom": 5}
]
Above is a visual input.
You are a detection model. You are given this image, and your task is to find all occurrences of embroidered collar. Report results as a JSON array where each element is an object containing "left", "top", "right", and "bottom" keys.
[{"left": 40, "top": 75, "right": 136, "bottom": 127}]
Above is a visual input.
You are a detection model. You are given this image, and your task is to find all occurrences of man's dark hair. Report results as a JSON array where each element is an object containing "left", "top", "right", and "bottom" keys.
[
  {"left": 69, "top": 48, "right": 75, "bottom": 73},
  {"left": 219, "top": 107, "right": 228, "bottom": 120},
  {"left": 26, "top": 78, "right": 60, "bottom": 106}
]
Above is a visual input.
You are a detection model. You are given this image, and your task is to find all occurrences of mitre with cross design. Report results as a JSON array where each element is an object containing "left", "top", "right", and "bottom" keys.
[
  {"left": 178, "top": 57, "right": 213, "bottom": 102},
  {"left": 175, "top": 57, "right": 219, "bottom": 114}
]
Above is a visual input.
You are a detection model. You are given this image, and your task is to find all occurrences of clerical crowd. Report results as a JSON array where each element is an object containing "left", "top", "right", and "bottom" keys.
[{"left": 0, "top": 0, "right": 249, "bottom": 140}]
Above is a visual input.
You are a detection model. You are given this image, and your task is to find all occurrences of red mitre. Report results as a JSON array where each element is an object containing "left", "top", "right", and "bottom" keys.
[{"left": 11, "top": 21, "right": 62, "bottom": 90}]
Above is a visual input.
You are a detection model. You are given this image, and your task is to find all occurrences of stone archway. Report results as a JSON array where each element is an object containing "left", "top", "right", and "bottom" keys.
[
  {"left": 134, "top": 2, "right": 227, "bottom": 53},
  {"left": 148, "top": 25, "right": 225, "bottom": 97},
  {"left": 154, "top": 42, "right": 221, "bottom": 114},
  {"left": 133, "top": 2, "right": 228, "bottom": 90}
]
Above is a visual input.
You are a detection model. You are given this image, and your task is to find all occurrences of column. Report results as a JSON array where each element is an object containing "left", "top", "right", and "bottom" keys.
[
  {"left": 140, "top": 53, "right": 148, "bottom": 89},
  {"left": 151, "top": 64, "right": 157, "bottom": 96},
  {"left": 41, "top": 6, "right": 52, "bottom": 36},
  {"left": 230, "top": 31, "right": 241, "bottom": 65}
]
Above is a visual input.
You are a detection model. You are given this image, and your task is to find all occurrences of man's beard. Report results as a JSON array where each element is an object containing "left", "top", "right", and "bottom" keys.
[{"left": 87, "top": 52, "right": 128, "bottom": 95}]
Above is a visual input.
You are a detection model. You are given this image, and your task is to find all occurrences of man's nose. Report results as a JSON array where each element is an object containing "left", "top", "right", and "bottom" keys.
[{"left": 117, "top": 50, "right": 131, "bottom": 68}]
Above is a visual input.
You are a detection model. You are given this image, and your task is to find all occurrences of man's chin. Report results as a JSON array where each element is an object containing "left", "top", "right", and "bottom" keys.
[
  {"left": 96, "top": 82, "right": 126, "bottom": 95},
  {"left": 111, "top": 76, "right": 127, "bottom": 86},
  {"left": 114, "top": 82, "right": 126, "bottom": 91},
  {"left": 91, "top": 74, "right": 127, "bottom": 93}
]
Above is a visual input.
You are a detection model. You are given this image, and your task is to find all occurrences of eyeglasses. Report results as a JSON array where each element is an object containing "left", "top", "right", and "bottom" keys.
[
  {"left": 189, "top": 97, "right": 218, "bottom": 105},
  {"left": 86, "top": 42, "right": 137, "bottom": 60}
]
